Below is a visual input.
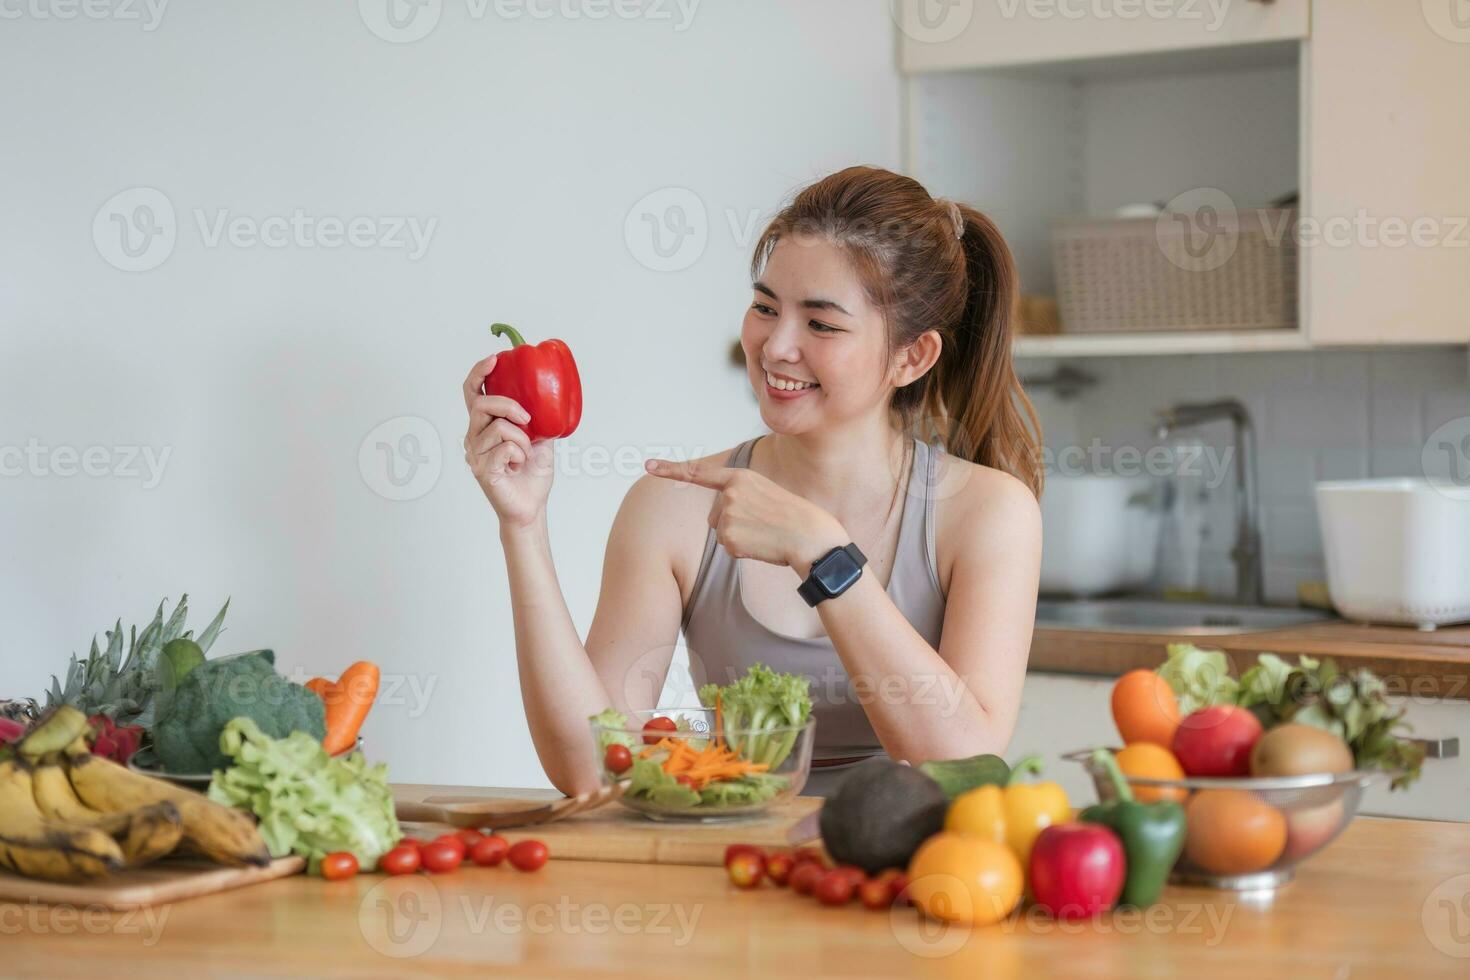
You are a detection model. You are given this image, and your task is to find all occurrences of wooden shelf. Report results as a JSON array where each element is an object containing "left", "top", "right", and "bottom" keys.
[{"left": 1013, "top": 329, "right": 1312, "bottom": 359}]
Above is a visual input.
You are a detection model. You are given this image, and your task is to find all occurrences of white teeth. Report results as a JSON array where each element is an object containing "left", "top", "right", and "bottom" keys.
[{"left": 766, "top": 371, "right": 818, "bottom": 391}]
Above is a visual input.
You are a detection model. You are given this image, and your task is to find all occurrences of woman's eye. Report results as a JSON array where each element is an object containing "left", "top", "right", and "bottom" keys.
[
  {"left": 809, "top": 320, "right": 838, "bottom": 333},
  {"left": 751, "top": 302, "right": 776, "bottom": 316}
]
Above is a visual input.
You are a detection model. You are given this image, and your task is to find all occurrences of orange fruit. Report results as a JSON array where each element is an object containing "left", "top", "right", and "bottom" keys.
[
  {"left": 1114, "top": 743, "right": 1187, "bottom": 803},
  {"left": 1184, "top": 790, "right": 1287, "bottom": 875},
  {"left": 1111, "top": 670, "right": 1181, "bottom": 747},
  {"left": 906, "top": 833, "right": 1023, "bottom": 925}
]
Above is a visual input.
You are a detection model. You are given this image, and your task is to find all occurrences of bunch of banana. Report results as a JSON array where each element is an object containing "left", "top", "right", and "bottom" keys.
[
  {"left": 0, "top": 706, "right": 270, "bottom": 883},
  {"left": 63, "top": 742, "right": 270, "bottom": 867},
  {"left": 0, "top": 757, "right": 123, "bottom": 881}
]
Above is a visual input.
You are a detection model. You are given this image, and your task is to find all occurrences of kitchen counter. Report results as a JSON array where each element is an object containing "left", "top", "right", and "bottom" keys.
[
  {"left": 1030, "top": 619, "right": 1470, "bottom": 700},
  {"left": 5, "top": 792, "right": 1470, "bottom": 978}
]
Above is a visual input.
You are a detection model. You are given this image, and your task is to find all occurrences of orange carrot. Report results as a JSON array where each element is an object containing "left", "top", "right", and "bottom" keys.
[{"left": 310, "top": 661, "right": 380, "bottom": 755}]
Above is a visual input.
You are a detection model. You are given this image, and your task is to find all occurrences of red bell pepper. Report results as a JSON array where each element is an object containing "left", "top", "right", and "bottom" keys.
[
  {"left": 1028, "top": 823, "right": 1125, "bottom": 919},
  {"left": 480, "top": 323, "right": 582, "bottom": 441}
]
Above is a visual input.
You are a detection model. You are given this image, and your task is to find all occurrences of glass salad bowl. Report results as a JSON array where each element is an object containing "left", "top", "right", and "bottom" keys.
[
  {"left": 1065, "top": 747, "right": 1392, "bottom": 890},
  {"left": 591, "top": 707, "right": 814, "bottom": 822}
]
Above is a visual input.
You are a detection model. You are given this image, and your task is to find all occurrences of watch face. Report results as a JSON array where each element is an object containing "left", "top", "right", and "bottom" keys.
[{"left": 815, "top": 549, "right": 862, "bottom": 596}]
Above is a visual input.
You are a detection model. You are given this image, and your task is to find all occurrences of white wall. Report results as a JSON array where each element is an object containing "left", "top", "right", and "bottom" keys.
[{"left": 0, "top": 0, "right": 902, "bottom": 786}]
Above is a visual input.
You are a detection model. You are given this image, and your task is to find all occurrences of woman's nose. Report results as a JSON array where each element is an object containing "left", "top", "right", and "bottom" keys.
[{"left": 762, "top": 315, "right": 804, "bottom": 361}]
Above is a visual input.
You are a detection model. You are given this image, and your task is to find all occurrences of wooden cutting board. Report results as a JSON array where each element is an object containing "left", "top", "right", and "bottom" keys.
[
  {"left": 0, "top": 856, "right": 304, "bottom": 910},
  {"left": 403, "top": 796, "right": 824, "bottom": 867}
]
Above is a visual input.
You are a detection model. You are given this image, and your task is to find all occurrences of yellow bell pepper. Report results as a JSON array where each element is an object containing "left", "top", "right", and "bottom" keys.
[{"left": 944, "top": 755, "right": 1071, "bottom": 867}]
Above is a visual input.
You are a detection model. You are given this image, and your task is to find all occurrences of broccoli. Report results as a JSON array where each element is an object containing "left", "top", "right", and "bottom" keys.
[
  {"left": 698, "top": 663, "right": 813, "bottom": 769},
  {"left": 154, "top": 650, "right": 326, "bottom": 773}
]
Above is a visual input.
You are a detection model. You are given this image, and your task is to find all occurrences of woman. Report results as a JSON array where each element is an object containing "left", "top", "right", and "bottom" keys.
[{"left": 463, "top": 166, "right": 1043, "bottom": 797}]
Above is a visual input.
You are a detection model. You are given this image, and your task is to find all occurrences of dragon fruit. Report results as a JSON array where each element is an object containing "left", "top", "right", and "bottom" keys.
[
  {"left": 88, "top": 714, "right": 144, "bottom": 764},
  {"left": 0, "top": 717, "right": 25, "bottom": 744}
]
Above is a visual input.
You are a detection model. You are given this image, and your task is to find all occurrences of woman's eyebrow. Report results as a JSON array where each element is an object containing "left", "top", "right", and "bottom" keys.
[{"left": 751, "top": 281, "right": 852, "bottom": 316}]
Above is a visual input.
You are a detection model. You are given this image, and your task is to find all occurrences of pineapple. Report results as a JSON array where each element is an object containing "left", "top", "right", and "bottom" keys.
[{"left": 45, "top": 594, "right": 229, "bottom": 730}]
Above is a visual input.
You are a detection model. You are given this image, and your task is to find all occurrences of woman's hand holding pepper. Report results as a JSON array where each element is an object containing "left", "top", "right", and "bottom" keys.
[
  {"left": 645, "top": 457, "right": 849, "bottom": 575},
  {"left": 463, "top": 353, "right": 555, "bottom": 530}
]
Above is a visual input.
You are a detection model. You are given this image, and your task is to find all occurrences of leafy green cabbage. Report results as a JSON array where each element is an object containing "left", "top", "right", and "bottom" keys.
[{"left": 207, "top": 716, "right": 400, "bottom": 874}]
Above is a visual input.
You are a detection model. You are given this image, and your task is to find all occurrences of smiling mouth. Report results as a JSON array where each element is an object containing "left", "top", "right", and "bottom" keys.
[{"left": 764, "top": 370, "right": 820, "bottom": 392}]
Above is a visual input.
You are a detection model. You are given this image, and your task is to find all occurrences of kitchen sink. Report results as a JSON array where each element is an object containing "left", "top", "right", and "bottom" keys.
[{"left": 1035, "top": 598, "right": 1336, "bottom": 635}]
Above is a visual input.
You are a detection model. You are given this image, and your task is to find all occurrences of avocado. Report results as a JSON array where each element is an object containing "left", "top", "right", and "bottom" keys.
[{"left": 818, "top": 759, "right": 948, "bottom": 875}]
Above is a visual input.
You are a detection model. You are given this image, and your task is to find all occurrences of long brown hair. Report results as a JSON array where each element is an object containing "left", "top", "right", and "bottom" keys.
[{"left": 750, "top": 166, "right": 1043, "bottom": 497}]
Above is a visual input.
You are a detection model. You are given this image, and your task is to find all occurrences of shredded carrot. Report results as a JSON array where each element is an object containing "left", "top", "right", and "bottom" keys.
[
  {"left": 714, "top": 694, "right": 724, "bottom": 751},
  {"left": 635, "top": 732, "right": 770, "bottom": 790}
]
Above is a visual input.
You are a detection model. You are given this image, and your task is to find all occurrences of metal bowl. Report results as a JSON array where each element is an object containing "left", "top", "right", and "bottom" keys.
[{"left": 1064, "top": 748, "right": 1392, "bottom": 890}]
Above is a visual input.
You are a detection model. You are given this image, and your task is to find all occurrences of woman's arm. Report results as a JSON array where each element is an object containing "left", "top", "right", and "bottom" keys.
[
  {"left": 794, "top": 468, "right": 1041, "bottom": 764},
  {"left": 503, "top": 475, "right": 688, "bottom": 796}
]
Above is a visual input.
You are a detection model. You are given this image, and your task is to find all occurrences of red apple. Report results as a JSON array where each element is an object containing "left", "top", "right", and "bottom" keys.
[{"left": 1171, "top": 705, "right": 1263, "bottom": 776}]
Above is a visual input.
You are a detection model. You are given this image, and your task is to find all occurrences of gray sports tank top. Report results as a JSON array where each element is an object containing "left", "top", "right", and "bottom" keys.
[{"left": 680, "top": 434, "right": 947, "bottom": 764}]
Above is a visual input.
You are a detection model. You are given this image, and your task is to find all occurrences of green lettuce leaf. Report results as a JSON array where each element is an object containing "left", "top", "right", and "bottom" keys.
[
  {"left": 1157, "top": 643, "right": 1239, "bottom": 714},
  {"left": 207, "top": 716, "right": 400, "bottom": 874}
]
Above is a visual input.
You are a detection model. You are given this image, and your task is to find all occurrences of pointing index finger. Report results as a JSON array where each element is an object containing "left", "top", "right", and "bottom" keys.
[{"left": 644, "top": 457, "right": 731, "bottom": 490}]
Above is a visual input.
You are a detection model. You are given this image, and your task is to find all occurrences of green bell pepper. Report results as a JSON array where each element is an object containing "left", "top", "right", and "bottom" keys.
[{"left": 1078, "top": 748, "right": 1186, "bottom": 908}]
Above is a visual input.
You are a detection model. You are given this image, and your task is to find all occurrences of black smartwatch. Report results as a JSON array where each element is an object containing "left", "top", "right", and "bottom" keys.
[{"left": 797, "top": 543, "right": 867, "bottom": 607}]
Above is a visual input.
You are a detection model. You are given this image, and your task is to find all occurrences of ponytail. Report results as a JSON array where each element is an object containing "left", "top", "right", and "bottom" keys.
[{"left": 928, "top": 205, "right": 1044, "bottom": 497}]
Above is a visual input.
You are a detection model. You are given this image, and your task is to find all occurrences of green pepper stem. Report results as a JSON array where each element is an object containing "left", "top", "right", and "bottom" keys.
[
  {"left": 491, "top": 323, "right": 527, "bottom": 348},
  {"left": 1006, "top": 755, "right": 1045, "bottom": 786},
  {"left": 1091, "top": 748, "right": 1136, "bottom": 804}
]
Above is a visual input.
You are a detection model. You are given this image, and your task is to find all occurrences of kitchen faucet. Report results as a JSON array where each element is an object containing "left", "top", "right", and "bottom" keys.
[{"left": 1153, "top": 399, "right": 1263, "bottom": 606}]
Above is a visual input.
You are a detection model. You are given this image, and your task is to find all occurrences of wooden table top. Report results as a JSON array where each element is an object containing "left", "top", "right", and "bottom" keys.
[
  {"left": 1030, "top": 619, "right": 1470, "bottom": 699},
  {"left": 5, "top": 804, "right": 1470, "bottom": 978}
]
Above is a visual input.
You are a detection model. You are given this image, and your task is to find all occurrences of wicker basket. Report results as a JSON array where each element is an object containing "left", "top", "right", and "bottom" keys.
[{"left": 1052, "top": 208, "right": 1298, "bottom": 333}]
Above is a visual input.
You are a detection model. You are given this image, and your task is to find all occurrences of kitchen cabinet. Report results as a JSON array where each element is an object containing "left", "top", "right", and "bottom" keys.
[
  {"left": 1009, "top": 672, "right": 1116, "bottom": 803},
  {"left": 902, "top": 0, "right": 1470, "bottom": 356},
  {"left": 1358, "top": 696, "right": 1467, "bottom": 822},
  {"left": 896, "top": 0, "right": 1309, "bottom": 73}
]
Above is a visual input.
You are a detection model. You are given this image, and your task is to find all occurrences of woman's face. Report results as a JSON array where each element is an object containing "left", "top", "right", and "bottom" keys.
[{"left": 740, "top": 238, "right": 894, "bottom": 430}]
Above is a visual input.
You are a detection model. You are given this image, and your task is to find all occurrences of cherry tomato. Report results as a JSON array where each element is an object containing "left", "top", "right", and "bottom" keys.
[
  {"left": 790, "top": 847, "right": 826, "bottom": 868},
  {"left": 874, "top": 868, "right": 908, "bottom": 902},
  {"left": 789, "top": 862, "right": 824, "bottom": 896},
  {"left": 604, "top": 743, "right": 633, "bottom": 774},
  {"left": 320, "top": 852, "right": 359, "bottom": 881},
  {"left": 764, "top": 852, "right": 795, "bottom": 887},
  {"left": 397, "top": 836, "right": 426, "bottom": 851},
  {"left": 675, "top": 774, "right": 695, "bottom": 788},
  {"left": 508, "top": 839, "right": 549, "bottom": 872},
  {"left": 454, "top": 828, "right": 485, "bottom": 849},
  {"left": 421, "top": 841, "right": 463, "bottom": 874},
  {"left": 726, "top": 851, "right": 764, "bottom": 889},
  {"left": 832, "top": 865, "right": 867, "bottom": 888},
  {"left": 724, "top": 844, "right": 765, "bottom": 870},
  {"left": 379, "top": 845, "right": 421, "bottom": 876},
  {"left": 814, "top": 869, "right": 857, "bottom": 906},
  {"left": 470, "top": 835, "right": 510, "bottom": 867},
  {"left": 858, "top": 877, "right": 894, "bottom": 910},
  {"left": 889, "top": 872, "right": 912, "bottom": 906},
  {"left": 642, "top": 716, "right": 678, "bottom": 745},
  {"left": 430, "top": 835, "right": 467, "bottom": 864}
]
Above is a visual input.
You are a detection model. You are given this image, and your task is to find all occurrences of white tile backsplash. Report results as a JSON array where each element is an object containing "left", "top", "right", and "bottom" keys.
[{"left": 1033, "top": 346, "right": 1469, "bottom": 604}]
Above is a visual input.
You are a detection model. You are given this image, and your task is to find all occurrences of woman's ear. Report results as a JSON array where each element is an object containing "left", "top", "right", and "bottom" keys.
[{"left": 892, "top": 329, "right": 943, "bottom": 387}]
